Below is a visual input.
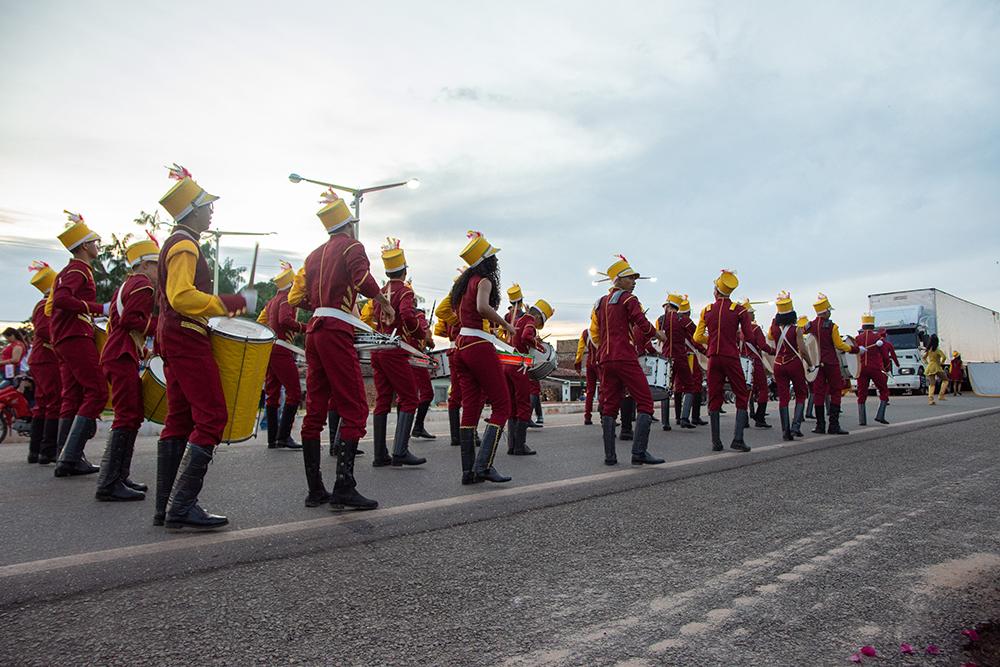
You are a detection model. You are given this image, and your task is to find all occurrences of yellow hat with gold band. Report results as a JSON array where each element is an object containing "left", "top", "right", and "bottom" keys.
[
  {"left": 775, "top": 290, "right": 794, "bottom": 314},
  {"left": 125, "top": 236, "right": 160, "bottom": 267},
  {"left": 679, "top": 297, "right": 691, "bottom": 314},
  {"left": 273, "top": 260, "right": 295, "bottom": 290},
  {"left": 714, "top": 269, "right": 739, "bottom": 296},
  {"left": 797, "top": 315, "right": 809, "bottom": 328},
  {"left": 381, "top": 237, "right": 407, "bottom": 272},
  {"left": 58, "top": 211, "right": 100, "bottom": 251},
  {"left": 460, "top": 230, "right": 500, "bottom": 267},
  {"left": 316, "top": 188, "right": 356, "bottom": 233},
  {"left": 861, "top": 312, "right": 876, "bottom": 326},
  {"left": 28, "top": 260, "right": 56, "bottom": 294},
  {"left": 507, "top": 283, "right": 523, "bottom": 303},
  {"left": 159, "top": 164, "right": 218, "bottom": 221},
  {"left": 531, "top": 298, "right": 554, "bottom": 324},
  {"left": 599, "top": 254, "right": 640, "bottom": 282},
  {"left": 813, "top": 292, "right": 833, "bottom": 314},
  {"left": 663, "top": 292, "right": 683, "bottom": 308}
]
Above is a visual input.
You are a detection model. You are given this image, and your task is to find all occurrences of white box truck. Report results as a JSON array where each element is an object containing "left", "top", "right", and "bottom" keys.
[{"left": 867, "top": 289, "right": 1000, "bottom": 393}]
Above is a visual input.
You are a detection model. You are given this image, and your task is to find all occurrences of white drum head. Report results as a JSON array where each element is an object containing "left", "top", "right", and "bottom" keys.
[
  {"left": 208, "top": 316, "right": 274, "bottom": 341},
  {"left": 147, "top": 355, "right": 166, "bottom": 383},
  {"left": 94, "top": 317, "right": 108, "bottom": 333}
]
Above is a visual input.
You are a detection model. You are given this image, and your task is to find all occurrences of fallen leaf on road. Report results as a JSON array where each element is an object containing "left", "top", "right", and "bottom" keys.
[
  {"left": 860, "top": 646, "right": 877, "bottom": 657},
  {"left": 899, "top": 643, "right": 914, "bottom": 654},
  {"left": 926, "top": 644, "right": 940, "bottom": 655},
  {"left": 962, "top": 628, "right": 980, "bottom": 642}
]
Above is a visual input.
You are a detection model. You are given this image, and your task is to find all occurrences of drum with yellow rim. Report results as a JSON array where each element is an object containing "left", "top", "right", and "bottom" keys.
[
  {"left": 208, "top": 317, "right": 274, "bottom": 443},
  {"left": 142, "top": 356, "right": 168, "bottom": 424},
  {"left": 94, "top": 318, "right": 113, "bottom": 410}
]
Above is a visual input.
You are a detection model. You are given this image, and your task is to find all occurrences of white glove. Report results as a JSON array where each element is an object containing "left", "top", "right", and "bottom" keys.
[
  {"left": 102, "top": 302, "right": 111, "bottom": 316},
  {"left": 240, "top": 288, "right": 258, "bottom": 314},
  {"left": 858, "top": 345, "right": 867, "bottom": 354},
  {"left": 876, "top": 339, "right": 884, "bottom": 347}
]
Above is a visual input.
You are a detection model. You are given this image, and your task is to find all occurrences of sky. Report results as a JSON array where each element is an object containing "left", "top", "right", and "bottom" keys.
[{"left": 2, "top": 1, "right": 999, "bottom": 338}]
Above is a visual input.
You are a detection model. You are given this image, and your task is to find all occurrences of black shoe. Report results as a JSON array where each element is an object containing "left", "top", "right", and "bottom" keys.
[
  {"left": 371, "top": 413, "right": 392, "bottom": 466},
  {"left": 165, "top": 444, "right": 228, "bottom": 531},
  {"left": 330, "top": 439, "right": 378, "bottom": 510},
  {"left": 329, "top": 487, "right": 378, "bottom": 511},
  {"left": 730, "top": 440, "right": 751, "bottom": 452},
  {"left": 153, "top": 438, "right": 186, "bottom": 527},
  {"left": 632, "top": 451, "right": 665, "bottom": 465},
  {"left": 473, "top": 423, "right": 511, "bottom": 483},
  {"left": 391, "top": 411, "right": 425, "bottom": 466},
  {"left": 54, "top": 416, "right": 99, "bottom": 477},
  {"left": 828, "top": 405, "right": 849, "bottom": 435},
  {"left": 95, "top": 429, "right": 146, "bottom": 502},
  {"left": 412, "top": 401, "right": 436, "bottom": 439},
  {"left": 392, "top": 451, "right": 427, "bottom": 466},
  {"left": 275, "top": 403, "right": 302, "bottom": 449},
  {"left": 812, "top": 405, "right": 827, "bottom": 434},
  {"left": 584, "top": 417, "right": 593, "bottom": 426},
  {"left": 118, "top": 430, "right": 147, "bottom": 492},
  {"left": 526, "top": 421, "right": 542, "bottom": 429},
  {"left": 459, "top": 427, "right": 477, "bottom": 484},
  {"left": 302, "top": 438, "right": 331, "bottom": 507},
  {"left": 619, "top": 430, "right": 633, "bottom": 441},
  {"left": 680, "top": 419, "right": 695, "bottom": 429},
  {"left": 510, "top": 420, "right": 536, "bottom": 455},
  {"left": 709, "top": 411, "right": 723, "bottom": 451}
]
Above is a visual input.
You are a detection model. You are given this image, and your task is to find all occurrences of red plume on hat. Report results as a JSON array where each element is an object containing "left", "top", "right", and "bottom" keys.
[
  {"left": 279, "top": 260, "right": 293, "bottom": 272},
  {"left": 63, "top": 210, "right": 84, "bottom": 225},
  {"left": 319, "top": 188, "right": 341, "bottom": 205},
  {"left": 28, "top": 260, "right": 50, "bottom": 273},
  {"left": 381, "top": 236, "right": 402, "bottom": 252},
  {"left": 166, "top": 163, "right": 192, "bottom": 181},
  {"left": 145, "top": 230, "right": 160, "bottom": 248},
  {"left": 466, "top": 230, "right": 484, "bottom": 240}
]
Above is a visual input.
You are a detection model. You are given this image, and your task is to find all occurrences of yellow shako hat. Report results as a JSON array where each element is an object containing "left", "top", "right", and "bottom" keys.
[
  {"left": 861, "top": 312, "right": 875, "bottom": 326},
  {"left": 531, "top": 299, "right": 554, "bottom": 324},
  {"left": 317, "top": 188, "right": 356, "bottom": 233},
  {"left": 775, "top": 290, "right": 794, "bottom": 314},
  {"left": 58, "top": 211, "right": 100, "bottom": 251},
  {"left": 460, "top": 230, "right": 499, "bottom": 267},
  {"left": 125, "top": 234, "right": 160, "bottom": 267},
  {"left": 714, "top": 269, "right": 738, "bottom": 296},
  {"left": 796, "top": 315, "right": 809, "bottom": 328},
  {"left": 663, "top": 292, "right": 683, "bottom": 308},
  {"left": 813, "top": 292, "right": 833, "bottom": 314},
  {"left": 28, "top": 260, "right": 56, "bottom": 293},
  {"left": 273, "top": 261, "right": 295, "bottom": 289},
  {"left": 598, "top": 254, "right": 641, "bottom": 282},
  {"left": 159, "top": 164, "right": 218, "bottom": 221},
  {"left": 381, "top": 237, "right": 407, "bottom": 272},
  {"left": 678, "top": 296, "right": 691, "bottom": 314},
  {"left": 507, "top": 283, "right": 523, "bottom": 303}
]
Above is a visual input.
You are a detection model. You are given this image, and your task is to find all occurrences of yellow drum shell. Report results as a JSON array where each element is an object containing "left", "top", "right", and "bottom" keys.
[
  {"left": 209, "top": 317, "right": 275, "bottom": 443},
  {"left": 142, "top": 356, "right": 168, "bottom": 424}
]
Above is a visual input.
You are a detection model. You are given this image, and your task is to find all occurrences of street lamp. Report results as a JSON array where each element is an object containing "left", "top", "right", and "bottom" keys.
[
  {"left": 288, "top": 172, "right": 420, "bottom": 230},
  {"left": 202, "top": 230, "right": 277, "bottom": 295}
]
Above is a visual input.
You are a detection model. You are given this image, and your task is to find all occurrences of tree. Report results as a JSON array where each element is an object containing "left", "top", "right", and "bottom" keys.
[
  {"left": 93, "top": 232, "right": 135, "bottom": 302},
  {"left": 251, "top": 280, "right": 277, "bottom": 321}
]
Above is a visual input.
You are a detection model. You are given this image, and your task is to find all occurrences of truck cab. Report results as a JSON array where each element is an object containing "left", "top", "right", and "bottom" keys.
[{"left": 873, "top": 307, "right": 928, "bottom": 394}]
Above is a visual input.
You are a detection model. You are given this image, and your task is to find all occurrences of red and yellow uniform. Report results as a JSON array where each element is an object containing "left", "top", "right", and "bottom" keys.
[
  {"left": 949, "top": 353, "right": 963, "bottom": 384},
  {"left": 767, "top": 292, "right": 809, "bottom": 439},
  {"left": 102, "top": 271, "right": 157, "bottom": 431},
  {"left": 455, "top": 273, "right": 510, "bottom": 428},
  {"left": 574, "top": 328, "right": 598, "bottom": 423},
  {"left": 855, "top": 317, "right": 889, "bottom": 405},
  {"left": 260, "top": 266, "right": 305, "bottom": 409},
  {"left": 506, "top": 311, "right": 542, "bottom": 422},
  {"left": 27, "top": 262, "right": 61, "bottom": 464},
  {"left": 409, "top": 309, "right": 434, "bottom": 407},
  {"left": 804, "top": 295, "right": 858, "bottom": 408},
  {"left": 371, "top": 278, "right": 421, "bottom": 415},
  {"left": 592, "top": 284, "right": 656, "bottom": 417}
]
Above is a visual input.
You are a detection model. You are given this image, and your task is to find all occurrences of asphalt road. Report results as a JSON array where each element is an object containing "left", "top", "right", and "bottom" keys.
[{"left": 1, "top": 395, "right": 998, "bottom": 666}]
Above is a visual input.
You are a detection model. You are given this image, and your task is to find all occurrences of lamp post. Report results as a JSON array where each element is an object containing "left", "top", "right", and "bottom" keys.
[
  {"left": 202, "top": 230, "right": 276, "bottom": 294},
  {"left": 288, "top": 173, "right": 420, "bottom": 231}
]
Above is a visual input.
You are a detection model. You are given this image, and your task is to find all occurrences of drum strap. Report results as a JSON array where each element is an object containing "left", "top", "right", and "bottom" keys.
[
  {"left": 459, "top": 327, "right": 515, "bottom": 353},
  {"left": 275, "top": 339, "right": 305, "bottom": 356},
  {"left": 314, "top": 306, "right": 374, "bottom": 333},
  {"left": 776, "top": 326, "right": 803, "bottom": 363}
]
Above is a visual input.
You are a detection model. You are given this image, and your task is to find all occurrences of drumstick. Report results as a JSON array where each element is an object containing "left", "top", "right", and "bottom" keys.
[{"left": 247, "top": 242, "right": 260, "bottom": 288}]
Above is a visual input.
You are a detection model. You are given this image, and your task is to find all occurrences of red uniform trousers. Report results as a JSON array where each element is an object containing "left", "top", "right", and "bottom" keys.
[
  {"left": 31, "top": 362, "right": 62, "bottom": 419},
  {"left": 56, "top": 336, "right": 107, "bottom": 419},
  {"left": 856, "top": 367, "right": 889, "bottom": 403},
  {"left": 505, "top": 365, "right": 533, "bottom": 421},
  {"left": 529, "top": 378, "right": 541, "bottom": 397},
  {"left": 672, "top": 355, "right": 694, "bottom": 393},
  {"left": 161, "top": 352, "right": 227, "bottom": 446},
  {"left": 583, "top": 362, "right": 597, "bottom": 419},
  {"left": 812, "top": 363, "right": 845, "bottom": 406},
  {"left": 598, "top": 359, "right": 654, "bottom": 417},
  {"left": 302, "top": 327, "right": 369, "bottom": 442},
  {"left": 707, "top": 355, "right": 748, "bottom": 411},
  {"left": 371, "top": 349, "right": 419, "bottom": 415},
  {"left": 773, "top": 360, "right": 808, "bottom": 407},
  {"left": 264, "top": 347, "right": 302, "bottom": 407},
  {"left": 751, "top": 357, "right": 768, "bottom": 403},
  {"left": 454, "top": 341, "right": 510, "bottom": 427},
  {"left": 447, "top": 349, "right": 462, "bottom": 409},
  {"left": 412, "top": 367, "right": 434, "bottom": 404},
  {"left": 102, "top": 355, "right": 144, "bottom": 431}
]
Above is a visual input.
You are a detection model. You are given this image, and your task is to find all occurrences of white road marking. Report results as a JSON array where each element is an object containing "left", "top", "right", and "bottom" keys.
[{"left": 1, "top": 405, "right": 997, "bottom": 579}]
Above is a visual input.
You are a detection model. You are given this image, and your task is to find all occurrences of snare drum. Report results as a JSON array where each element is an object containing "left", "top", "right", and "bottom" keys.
[
  {"left": 839, "top": 335, "right": 859, "bottom": 379},
  {"left": 142, "top": 355, "right": 168, "bottom": 424},
  {"left": 430, "top": 349, "right": 451, "bottom": 379},
  {"left": 497, "top": 351, "right": 533, "bottom": 371},
  {"left": 639, "top": 355, "right": 670, "bottom": 401},
  {"left": 528, "top": 342, "right": 558, "bottom": 380},
  {"left": 208, "top": 317, "right": 275, "bottom": 443},
  {"left": 802, "top": 333, "right": 820, "bottom": 382}
]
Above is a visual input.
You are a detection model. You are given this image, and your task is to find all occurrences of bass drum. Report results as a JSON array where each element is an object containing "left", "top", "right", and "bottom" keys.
[
  {"left": 639, "top": 355, "right": 670, "bottom": 401},
  {"left": 430, "top": 349, "right": 451, "bottom": 379},
  {"left": 142, "top": 355, "right": 168, "bottom": 424},
  {"left": 528, "top": 342, "right": 558, "bottom": 380},
  {"left": 208, "top": 317, "right": 275, "bottom": 443},
  {"left": 802, "top": 333, "right": 820, "bottom": 383}
]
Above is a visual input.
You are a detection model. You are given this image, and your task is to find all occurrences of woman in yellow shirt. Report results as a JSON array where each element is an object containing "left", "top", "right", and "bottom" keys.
[{"left": 922, "top": 334, "right": 949, "bottom": 405}]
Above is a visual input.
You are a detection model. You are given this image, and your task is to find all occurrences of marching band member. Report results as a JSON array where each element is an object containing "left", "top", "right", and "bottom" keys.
[
  {"left": 574, "top": 327, "right": 598, "bottom": 425},
  {"left": 506, "top": 299, "right": 555, "bottom": 456},
  {"left": 369, "top": 238, "right": 425, "bottom": 467},
  {"left": 154, "top": 165, "right": 247, "bottom": 530},
  {"left": 805, "top": 293, "right": 859, "bottom": 436},
  {"left": 26, "top": 262, "right": 61, "bottom": 465},
  {"left": 855, "top": 313, "right": 889, "bottom": 425},
  {"left": 258, "top": 262, "right": 305, "bottom": 450},
  {"left": 410, "top": 306, "right": 437, "bottom": 440},
  {"left": 880, "top": 328, "right": 900, "bottom": 372},
  {"left": 949, "top": 351, "right": 963, "bottom": 396},
  {"left": 661, "top": 292, "right": 697, "bottom": 429},
  {"left": 740, "top": 300, "right": 774, "bottom": 429},
  {"left": 48, "top": 211, "right": 106, "bottom": 477},
  {"left": 693, "top": 270, "right": 753, "bottom": 452},
  {"left": 288, "top": 189, "right": 393, "bottom": 510},
  {"left": 95, "top": 238, "right": 159, "bottom": 501},
  {"left": 768, "top": 292, "right": 810, "bottom": 441},
  {"left": 451, "top": 231, "right": 514, "bottom": 484},
  {"left": 679, "top": 298, "right": 708, "bottom": 426},
  {"left": 591, "top": 256, "right": 667, "bottom": 466}
]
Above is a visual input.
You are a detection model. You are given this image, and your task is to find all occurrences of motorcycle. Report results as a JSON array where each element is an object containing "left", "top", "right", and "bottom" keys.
[{"left": 0, "top": 376, "right": 34, "bottom": 444}]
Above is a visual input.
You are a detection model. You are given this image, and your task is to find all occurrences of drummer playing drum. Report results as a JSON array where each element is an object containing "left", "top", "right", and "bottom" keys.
[
  {"left": 505, "top": 299, "right": 555, "bottom": 457},
  {"left": 154, "top": 165, "right": 250, "bottom": 531}
]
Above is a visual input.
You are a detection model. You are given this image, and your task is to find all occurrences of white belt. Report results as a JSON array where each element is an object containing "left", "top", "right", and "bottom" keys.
[
  {"left": 313, "top": 307, "right": 374, "bottom": 332},
  {"left": 459, "top": 327, "right": 514, "bottom": 353},
  {"left": 275, "top": 339, "right": 305, "bottom": 356}
]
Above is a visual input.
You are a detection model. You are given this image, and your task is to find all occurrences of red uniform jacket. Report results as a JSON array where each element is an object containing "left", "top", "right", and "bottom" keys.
[
  {"left": 29, "top": 298, "right": 58, "bottom": 366},
  {"left": 696, "top": 298, "right": 752, "bottom": 359},
  {"left": 456, "top": 275, "right": 491, "bottom": 349},
  {"left": 661, "top": 309, "right": 689, "bottom": 361},
  {"left": 594, "top": 290, "right": 655, "bottom": 364},
  {"left": 512, "top": 313, "right": 541, "bottom": 355},
  {"left": 405, "top": 310, "right": 431, "bottom": 349},
  {"left": 266, "top": 289, "right": 305, "bottom": 345},
  {"left": 855, "top": 329, "right": 887, "bottom": 371},
  {"left": 882, "top": 338, "right": 900, "bottom": 369},
  {"left": 805, "top": 317, "right": 857, "bottom": 366},
  {"left": 769, "top": 321, "right": 803, "bottom": 366},
  {"left": 157, "top": 230, "right": 215, "bottom": 358},
  {"left": 949, "top": 358, "right": 963, "bottom": 381},
  {"left": 49, "top": 258, "right": 102, "bottom": 344},
  {"left": 295, "top": 235, "right": 381, "bottom": 335},
  {"left": 740, "top": 322, "right": 774, "bottom": 360},
  {"left": 374, "top": 278, "right": 419, "bottom": 340},
  {"left": 103, "top": 273, "right": 157, "bottom": 364}
]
